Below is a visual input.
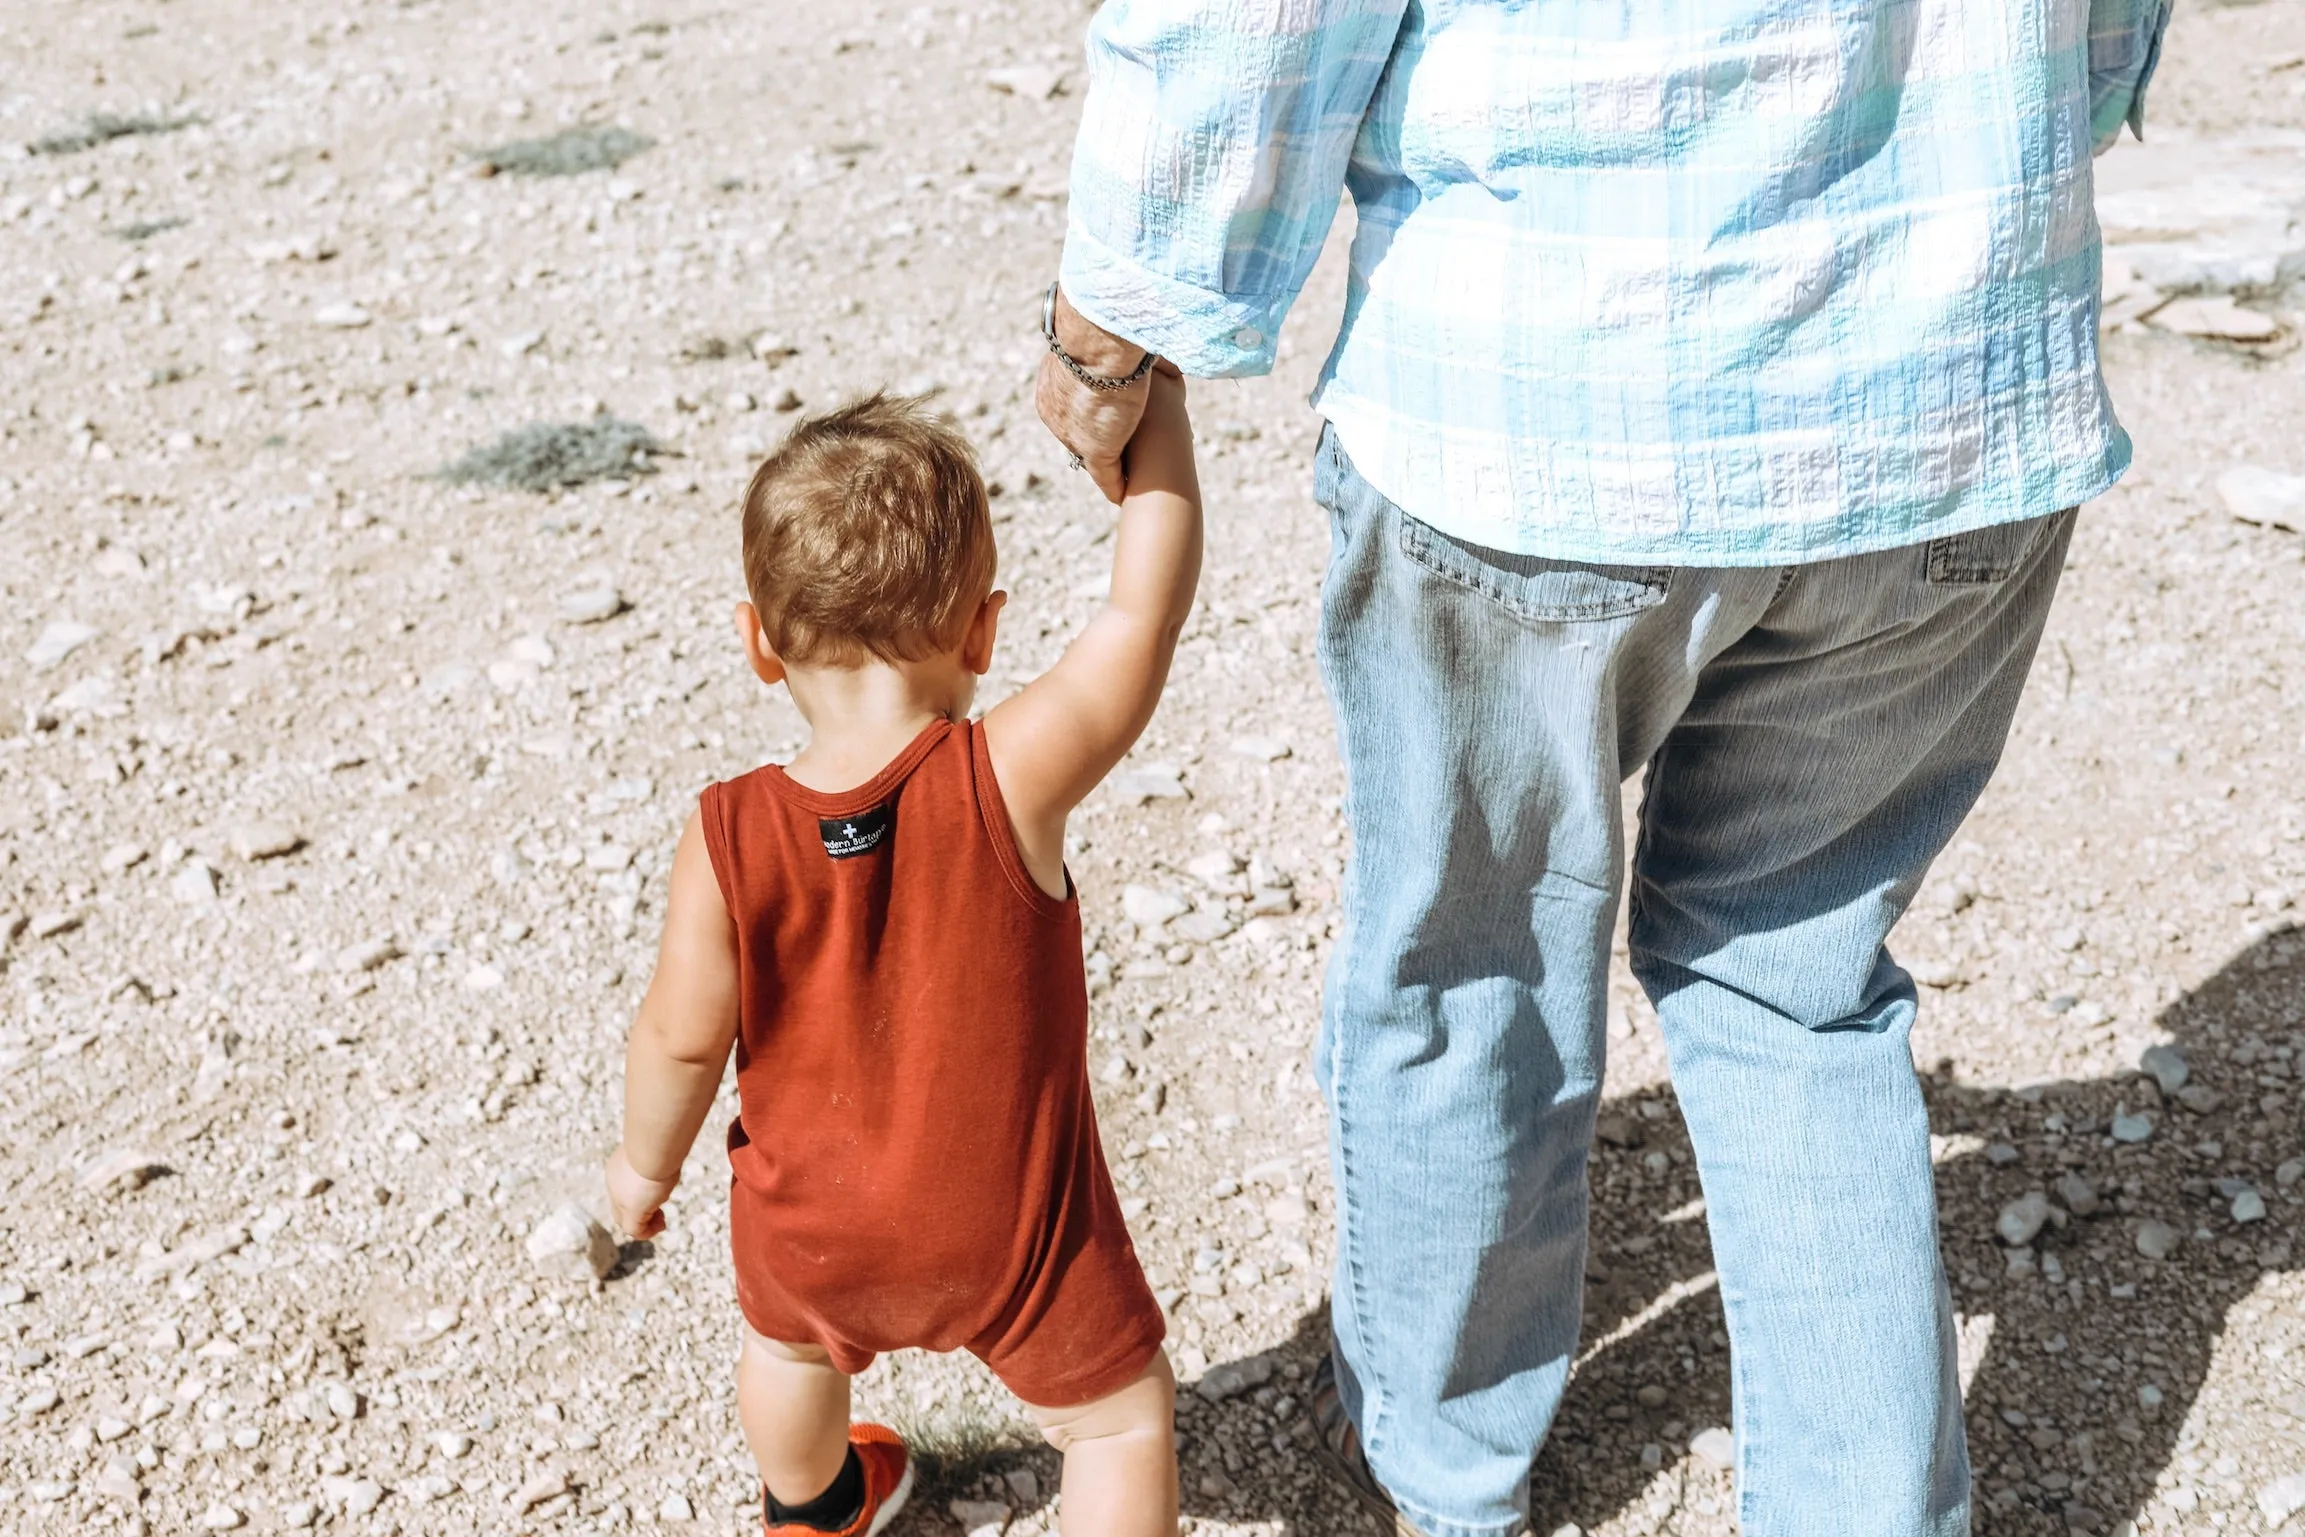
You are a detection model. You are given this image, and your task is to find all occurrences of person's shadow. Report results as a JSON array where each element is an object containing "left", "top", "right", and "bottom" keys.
[{"left": 903, "top": 927, "right": 2300, "bottom": 1534}]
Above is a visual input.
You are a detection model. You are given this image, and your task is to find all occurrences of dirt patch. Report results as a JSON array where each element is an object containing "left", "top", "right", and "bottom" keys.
[
  {"left": 471, "top": 124, "right": 652, "bottom": 178},
  {"left": 437, "top": 418, "right": 666, "bottom": 491},
  {"left": 31, "top": 108, "right": 200, "bottom": 157}
]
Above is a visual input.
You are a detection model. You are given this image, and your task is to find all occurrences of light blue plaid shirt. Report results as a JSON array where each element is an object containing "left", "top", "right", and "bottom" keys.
[{"left": 1061, "top": 0, "right": 2173, "bottom": 565}]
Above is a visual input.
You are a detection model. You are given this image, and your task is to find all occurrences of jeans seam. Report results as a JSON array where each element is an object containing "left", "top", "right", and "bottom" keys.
[{"left": 1320, "top": 491, "right": 1387, "bottom": 1477}]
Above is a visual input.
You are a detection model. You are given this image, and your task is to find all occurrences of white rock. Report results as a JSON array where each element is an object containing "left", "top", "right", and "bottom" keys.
[
  {"left": 1229, "top": 735, "right": 1293, "bottom": 761},
  {"left": 2134, "top": 1220, "right": 2182, "bottom": 1261},
  {"left": 527, "top": 1204, "right": 619, "bottom": 1281},
  {"left": 513, "top": 1470, "right": 568, "bottom": 1512},
  {"left": 313, "top": 303, "right": 372, "bottom": 330},
  {"left": 2218, "top": 467, "right": 2305, "bottom": 532},
  {"left": 80, "top": 1147, "right": 164, "bottom": 1193},
  {"left": 26, "top": 619, "right": 98, "bottom": 670},
  {"left": 436, "top": 1430, "right": 473, "bottom": 1459},
  {"left": 559, "top": 581, "right": 626, "bottom": 624},
  {"left": 949, "top": 1497, "right": 1012, "bottom": 1534},
  {"left": 464, "top": 964, "right": 504, "bottom": 991},
  {"left": 1122, "top": 885, "right": 1191, "bottom": 928},
  {"left": 18, "top": 1384, "right": 60, "bottom": 1415},
  {"left": 2138, "top": 1043, "right": 2190, "bottom": 1096},
  {"left": 28, "top": 910, "right": 83, "bottom": 938},
  {"left": 2149, "top": 296, "right": 2281, "bottom": 342},
  {"left": 1186, "top": 850, "right": 1244, "bottom": 885},
  {"left": 134, "top": 1226, "right": 248, "bottom": 1278},
  {"left": 170, "top": 861, "right": 219, "bottom": 904},
  {"left": 1194, "top": 1354, "right": 1274, "bottom": 1402},
  {"left": 100, "top": 842, "right": 148, "bottom": 874},
  {"left": 2260, "top": 1471, "right": 2305, "bottom": 1525},
  {"left": 1905, "top": 957, "right": 1965, "bottom": 989},
  {"left": 1996, "top": 1191, "right": 2052, "bottom": 1248},
  {"left": 325, "top": 1383, "right": 360, "bottom": 1419},
  {"left": 984, "top": 65, "right": 1064, "bottom": 99},
  {"left": 1689, "top": 1425, "right": 1736, "bottom": 1469},
  {"left": 2054, "top": 1172, "right": 2100, "bottom": 1218},
  {"left": 94, "top": 1456, "right": 140, "bottom": 1501},
  {"left": 199, "top": 1504, "right": 245, "bottom": 1530},
  {"left": 52, "top": 673, "right": 123, "bottom": 716},
  {"left": 228, "top": 822, "right": 303, "bottom": 861},
  {"left": 1110, "top": 764, "right": 1188, "bottom": 804},
  {"left": 2232, "top": 1188, "right": 2267, "bottom": 1223},
  {"left": 499, "top": 329, "right": 545, "bottom": 358},
  {"left": 280, "top": 1502, "right": 317, "bottom": 1529},
  {"left": 2096, "top": 137, "right": 2305, "bottom": 296},
  {"left": 659, "top": 1492, "right": 694, "bottom": 1521},
  {"left": 322, "top": 1476, "right": 383, "bottom": 1515},
  {"left": 335, "top": 938, "right": 399, "bottom": 973},
  {"left": 1172, "top": 907, "right": 1238, "bottom": 944}
]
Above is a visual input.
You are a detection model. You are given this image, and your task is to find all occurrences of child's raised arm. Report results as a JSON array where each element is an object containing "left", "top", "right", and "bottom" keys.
[
  {"left": 984, "top": 367, "right": 1202, "bottom": 879},
  {"left": 605, "top": 810, "right": 740, "bottom": 1239}
]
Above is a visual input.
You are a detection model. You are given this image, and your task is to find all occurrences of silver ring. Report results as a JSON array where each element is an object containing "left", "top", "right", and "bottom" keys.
[{"left": 1067, "top": 452, "right": 1085, "bottom": 472}]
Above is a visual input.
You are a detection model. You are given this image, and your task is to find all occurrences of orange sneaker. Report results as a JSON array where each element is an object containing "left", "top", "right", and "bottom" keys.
[{"left": 762, "top": 1424, "right": 913, "bottom": 1537}]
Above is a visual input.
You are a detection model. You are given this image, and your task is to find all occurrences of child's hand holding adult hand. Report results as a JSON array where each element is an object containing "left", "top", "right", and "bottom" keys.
[{"left": 605, "top": 1143, "right": 679, "bottom": 1239}]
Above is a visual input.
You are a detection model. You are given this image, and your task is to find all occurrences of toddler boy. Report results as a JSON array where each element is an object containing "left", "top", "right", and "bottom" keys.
[{"left": 605, "top": 371, "right": 1200, "bottom": 1536}]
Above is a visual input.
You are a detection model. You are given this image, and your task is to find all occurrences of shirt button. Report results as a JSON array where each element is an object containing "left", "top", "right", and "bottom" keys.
[{"left": 1231, "top": 326, "right": 1263, "bottom": 348}]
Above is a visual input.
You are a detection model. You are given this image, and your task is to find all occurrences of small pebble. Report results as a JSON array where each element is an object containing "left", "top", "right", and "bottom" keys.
[
  {"left": 2134, "top": 1220, "right": 2182, "bottom": 1261},
  {"left": 2139, "top": 1043, "right": 2189, "bottom": 1096},
  {"left": 559, "top": 581, "right": 626, "bottom": 625},
  {"left": 1996, "top": 1191, "right": 2052, "bottom": 1247},
  {"left": 228, "top": 822, "right": 304, "bottom": 861},
  {"left": 513, "top": 1471, "right": 568, "bottom": 1512},
  {"left": 2231, "top": 1188, "right": 2267, "bottom": 1223},
  {"left": 2109, "top": 1108, "right": 2154, "bottom": 1144},
  {"left": 1689, "top": 1425, "right": 1735, "bottom": 1469},
  {"left": 527, "top": 1203, "right": 619, "bottom": 1281}
]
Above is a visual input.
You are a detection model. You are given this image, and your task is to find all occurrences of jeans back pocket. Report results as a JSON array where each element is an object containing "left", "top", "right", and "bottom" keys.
[
  {"left": 1924, "top": 516, "right": 2059, "bottom": 586},
  {"left": 1397, "top": 516, "right": 1673, "bottom": 623}
]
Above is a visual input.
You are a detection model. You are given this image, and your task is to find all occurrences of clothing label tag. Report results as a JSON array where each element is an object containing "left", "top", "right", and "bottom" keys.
[{"left": 818, "top": 805, "right": 892, "bottom": 860}]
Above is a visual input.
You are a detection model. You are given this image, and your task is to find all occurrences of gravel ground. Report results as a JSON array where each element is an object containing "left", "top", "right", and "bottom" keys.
[{"left": 0, "top": 2, "right": 2300, "bottom": 1535}]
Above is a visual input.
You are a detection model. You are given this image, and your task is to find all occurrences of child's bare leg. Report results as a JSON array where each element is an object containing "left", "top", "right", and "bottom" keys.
[
  {"left": 1026, "top": 1350, "right": 1177, "bottom": 1537},
  {"left": 737, "top": 1328, "right": 853, "bottom": 1506}
]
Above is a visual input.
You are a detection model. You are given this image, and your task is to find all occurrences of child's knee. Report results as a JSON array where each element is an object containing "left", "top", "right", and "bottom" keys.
[{"left": 1032, "top": 1351, "right": 1175, "bottom": 1454}]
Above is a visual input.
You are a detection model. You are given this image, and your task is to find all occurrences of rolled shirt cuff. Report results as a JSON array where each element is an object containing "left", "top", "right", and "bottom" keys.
[{"left": 1058, "top": 222, "right": 1292, "bottom": 380}]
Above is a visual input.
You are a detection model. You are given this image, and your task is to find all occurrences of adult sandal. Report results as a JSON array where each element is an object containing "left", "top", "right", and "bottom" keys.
[{"left": 1307, "top": 1353, "right": 1429, "bottom": 1535}]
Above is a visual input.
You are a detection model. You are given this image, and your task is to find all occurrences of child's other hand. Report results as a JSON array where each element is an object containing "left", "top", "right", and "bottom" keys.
[{"left": 605, "top": 1143, "right": 678, "bottom": 1240}]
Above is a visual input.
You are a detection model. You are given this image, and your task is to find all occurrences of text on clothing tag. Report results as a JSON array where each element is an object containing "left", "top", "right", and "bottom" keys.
[{"left": 818, "top": 805, "right": 893, "bottom": 860}]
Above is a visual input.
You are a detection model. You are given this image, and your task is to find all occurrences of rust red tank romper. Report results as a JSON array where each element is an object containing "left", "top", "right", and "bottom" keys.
[{"left": 697, "top": 719, "right": 1164, "bottom": 1408}]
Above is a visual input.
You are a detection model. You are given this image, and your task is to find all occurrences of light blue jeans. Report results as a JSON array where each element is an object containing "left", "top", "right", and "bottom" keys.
[{"left": 1312, "top": 428, "right": 2076, "bottom": 1537}]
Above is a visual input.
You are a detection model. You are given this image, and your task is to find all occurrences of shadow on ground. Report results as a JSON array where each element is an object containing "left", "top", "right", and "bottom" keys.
[{"left": 897, "top": 928, "right": 2300, "bottom": 1534}]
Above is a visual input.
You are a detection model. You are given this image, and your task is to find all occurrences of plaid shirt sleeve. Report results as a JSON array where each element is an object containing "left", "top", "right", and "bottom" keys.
[
  {"left": 2089, "top": 0, "right": 2174, "bottom": 153},
  {"left": 1059, "top": 0, "right": 1409, "bottom": 378}
]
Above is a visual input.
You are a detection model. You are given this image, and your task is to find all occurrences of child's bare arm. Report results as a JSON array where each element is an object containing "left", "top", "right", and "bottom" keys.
[
  {"left": 984, "top": 368, "right": 1202, "bottom": 872},
  {"left": 606, "top": 810, "right": 739, "bottom": 1238}
]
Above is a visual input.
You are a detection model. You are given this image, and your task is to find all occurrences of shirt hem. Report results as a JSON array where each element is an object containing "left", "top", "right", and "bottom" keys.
[{"left": 1313, "top": 400, "right": 2132, "bottom": 569}]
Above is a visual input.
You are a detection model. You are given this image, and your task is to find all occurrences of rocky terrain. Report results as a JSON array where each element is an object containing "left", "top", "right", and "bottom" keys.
[{"left": 1, "top": 1, "right": 2301, "bottom": 1535}]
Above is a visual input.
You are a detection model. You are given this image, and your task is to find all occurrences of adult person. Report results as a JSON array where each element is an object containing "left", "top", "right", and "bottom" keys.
[{"left": 1035, "top": 3, "right": 2171, "bottom": 1535}]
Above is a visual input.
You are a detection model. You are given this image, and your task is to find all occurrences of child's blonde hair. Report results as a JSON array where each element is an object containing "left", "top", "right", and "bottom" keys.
[{"left": 740, "top": 393, "right": 997, "bottom": 666}]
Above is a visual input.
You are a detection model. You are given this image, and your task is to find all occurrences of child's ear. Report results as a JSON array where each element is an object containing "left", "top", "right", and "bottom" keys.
[
  {"left": 733, "top": 602, "right": 787, "bottom": 688},
  {"left": 961, "top": 590, "right": 1006, "bottom": 677}
]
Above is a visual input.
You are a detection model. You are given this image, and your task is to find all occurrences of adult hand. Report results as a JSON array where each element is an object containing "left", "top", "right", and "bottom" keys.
[{"left": 1034, "top": 285, "right": 1154, "bottom": 505}]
